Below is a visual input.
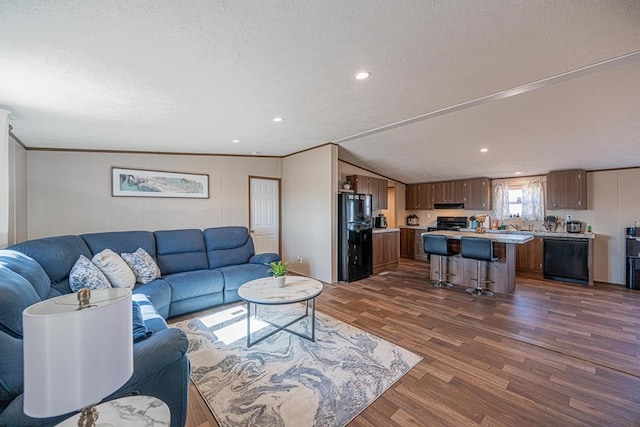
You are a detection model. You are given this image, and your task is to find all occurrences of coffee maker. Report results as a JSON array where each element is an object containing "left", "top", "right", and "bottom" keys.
[{"left": 374, "top": 214, "right": 387, "bottom": 229}]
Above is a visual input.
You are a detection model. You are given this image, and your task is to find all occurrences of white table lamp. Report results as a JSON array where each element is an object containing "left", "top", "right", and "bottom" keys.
[{"left": 23, "top": 288, "right": 133, "bottom": 426}]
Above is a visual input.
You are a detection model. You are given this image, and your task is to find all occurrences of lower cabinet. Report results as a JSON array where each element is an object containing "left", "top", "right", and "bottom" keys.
[
  {"left": 400, "top": 228, "right": 415, "bottom": 258},
  {"left": 516, "top": 236, "right": 543, "bottom": 273},
  {"left": 373, "top": 230, "right": 400, "bottom": 272}
]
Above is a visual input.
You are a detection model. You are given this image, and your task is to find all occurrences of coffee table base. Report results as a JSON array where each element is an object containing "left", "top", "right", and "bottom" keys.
[{"left": 246, "top": 298, "right": 317, "bottom": 347}]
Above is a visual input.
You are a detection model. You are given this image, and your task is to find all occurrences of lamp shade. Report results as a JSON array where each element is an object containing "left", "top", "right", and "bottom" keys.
[{"left": 23, "top": 288, "right": 133, "bottom": 418}]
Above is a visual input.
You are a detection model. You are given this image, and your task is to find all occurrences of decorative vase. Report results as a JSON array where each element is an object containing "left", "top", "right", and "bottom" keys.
[
  {"left": 274, "top": 275, "right": 286, "bottom": 287},
  {"left": 343, "top": 184, "right": 351, "bottom": 190}
]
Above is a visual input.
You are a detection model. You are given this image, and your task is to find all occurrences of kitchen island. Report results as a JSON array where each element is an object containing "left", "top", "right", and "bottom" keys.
[{"left": 422, "top": 230, "right": 534, "bottom": 294}]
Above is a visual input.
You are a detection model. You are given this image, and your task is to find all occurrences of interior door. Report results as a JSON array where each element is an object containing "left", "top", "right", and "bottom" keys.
[{"left": 249, "top": 177, "right": 280, "bottom": 255}]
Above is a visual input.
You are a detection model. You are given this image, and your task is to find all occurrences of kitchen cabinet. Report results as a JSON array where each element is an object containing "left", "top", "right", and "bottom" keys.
[
  {"left": 464, "top": 178, "right": 492, "bottom": 210},
  {"left": 373, "top": 230, "right": 400, "bottom": 272},
  {"left": 400, "top": 228, "right": 415, "bottom": 258},
  {"left": 547, "top": 169, "right": 586, "bottom": 210},
  {"left": 405, "top": 183, "right": 432, "bottom": 210},
  {"left": 418, "top": 183, "right": 433, "bottom": 210},
  {"left": 405, "top": 184, "right": 420, "bottom": 210},
  {"left": 347, "top": 175, "right": 388, "bottom": 210},
  {"left": 516, "top": 236, "right": 543, "bottom": 273},
  {"left": 433, "top": 180, "right": 465, "bottom": 204}
]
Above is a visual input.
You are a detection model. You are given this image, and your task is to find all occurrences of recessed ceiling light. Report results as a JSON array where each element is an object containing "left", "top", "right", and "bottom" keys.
[
  {"left": 480, "top": 148, "right": 489, "bottom": 153},
  {"left": 232, "top": 139, "right": 240, "bottom": 143},
  {"left": 355, "top": 71, "right": 371, "bottom": 80},
  {"left": 515, "top": 171, "right": 522, "bottom": 175},
  {"left": 273, "top": 117, "right": 283, "bottom": 122}
]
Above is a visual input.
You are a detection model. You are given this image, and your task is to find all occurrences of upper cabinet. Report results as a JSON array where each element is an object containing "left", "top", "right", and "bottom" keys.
[
  {"left": 432, "top": 180, "right": 465, "bottom": 204},
  {"left": 464, "top": 178, "right": 492, "bottom": 210},
  {"left": 405, "top": 183, "right": 433, "bottom": 210},
  {"left": 406, "top": 177, "right": 491, "bottom": 211},
  {"left": 347, "top": 174, "right": 388, "bottom": 210},
  {"left": 547, "top": 169, "right": 587, "bottom": 210}
]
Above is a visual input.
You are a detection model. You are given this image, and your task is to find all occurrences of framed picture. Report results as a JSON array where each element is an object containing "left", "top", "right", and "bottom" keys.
[{"left": 112, "top": 168, "right": 209, "bottom": 199}]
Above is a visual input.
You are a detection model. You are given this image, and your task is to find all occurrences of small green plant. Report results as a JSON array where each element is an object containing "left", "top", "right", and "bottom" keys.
[{"left": 267, "top": 260, "right": 289, "bottom": 277}]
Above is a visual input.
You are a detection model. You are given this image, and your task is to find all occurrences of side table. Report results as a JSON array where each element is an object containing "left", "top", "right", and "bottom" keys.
[{"left": 55, "top": 395, "right": 170, "bottom": 426}]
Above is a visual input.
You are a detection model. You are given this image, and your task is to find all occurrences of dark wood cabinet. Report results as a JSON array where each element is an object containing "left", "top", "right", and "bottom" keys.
[
  {"left": 418, "top": 183, "right": 433, "bottom": 210},
  {"left": 464, "top": 178, "right": 492, "bottom": 210},
  {"left": 407, "top": 178, "right": 490, "bottom": 210},
  {"left": 347, "top": 175, "right": 388, "bottom": 210},
  {"left": 547, "top": 169, "right": 587, "bottom": 210},
  {"left": 373, "top": 231, "right": 400, "bottom": 272},
  {"left": 400, "top": 228, "right": 415, "bottom": 258},
  {"left": 433, "top": 180, "right": 465, "bottom": 204},
  {"left": 405, "top": 184, "right": 420, "bottom": 210},
  {"left": 516, "top": 236, "right": 543, "bottom": 273}
]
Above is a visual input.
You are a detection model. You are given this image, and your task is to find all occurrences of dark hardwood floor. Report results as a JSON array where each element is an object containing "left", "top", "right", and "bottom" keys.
[{"left": 174, "top": 259, "right": 640, "bottom": 426}]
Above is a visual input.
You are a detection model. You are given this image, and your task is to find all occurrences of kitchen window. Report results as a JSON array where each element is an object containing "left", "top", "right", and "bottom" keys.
[{"left": 508, "top": 188, "right": 523, "bottom": 217}]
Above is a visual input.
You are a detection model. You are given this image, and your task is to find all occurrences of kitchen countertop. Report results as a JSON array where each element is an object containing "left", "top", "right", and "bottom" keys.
[
  {"left": 373, "top": 227, "right": 400, "bottom": 233},
  {"left": 458, "top": 228, "right": 596, "bottom": 239},
  {"left": 421, "top": 229, "right": 534, "bottom": 244},
  {"left": 399, "top": 225, "right": 594, "bottom": 239}
]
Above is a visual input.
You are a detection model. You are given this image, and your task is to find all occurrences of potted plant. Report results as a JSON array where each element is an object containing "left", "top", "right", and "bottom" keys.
[
  {"left": 342, "top": 180, "right": 352, "bottom": 190},
  {"left": 268, "top": 260, "right": 289, "bottom": 287}
]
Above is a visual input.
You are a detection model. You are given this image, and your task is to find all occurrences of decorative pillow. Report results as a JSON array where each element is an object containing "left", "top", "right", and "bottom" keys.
[
  {"left": 69, "top": 255, "right": 112, "bottom": 292},
  {"left": 92, "top": 249, "right": 136, "bottom": 289},
  {"left": 121, "top": 248, "right": 161, "bottom": 284},
  {"left": 132, "top": 301, "right": 152, "bottom": 342}
]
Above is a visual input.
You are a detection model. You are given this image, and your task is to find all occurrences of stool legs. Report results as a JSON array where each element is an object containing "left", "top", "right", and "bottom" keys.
[
  {"left": 465, "top": 260, "right": 494, "bottom": 296},
  {"left": 432, "top": 255, "right": 454, "bottom": 288}
]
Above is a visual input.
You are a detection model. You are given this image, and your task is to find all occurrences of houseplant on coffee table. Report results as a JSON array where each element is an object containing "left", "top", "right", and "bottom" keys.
[{"left": 268, "top": 260, "right": 289, "bottom": 287}]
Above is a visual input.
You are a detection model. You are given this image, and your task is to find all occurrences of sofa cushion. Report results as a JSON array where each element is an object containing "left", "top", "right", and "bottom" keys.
[
  {"left": 133, "top": 279, "right": 172, "bottom": 320},
  {"left": 0, "top": 250, "right": 51, "bottom": 300},
  {"left": 0, "top": 332, "right": 23, "bottom": 413},
  {"left": 155, "top": 229, "right": 208, "bottom": 274},
  {"left": 162, "top": 269, "right": 224, "bottom": 302},
  {"left": 92, "top": 249, "right": 136, "bottom": 289},
  {"left": 81, "top": 231, "right": 157, "bottom": 259},
  {"left": 132, "top": 301, "right": 153, "bottom": 342},
  {"left": 0, "top": 266, "right": 40, "bottom": 338},
  {"left": 132, "top": 293, "right": 168, "bottom": 332},
  {"left": 68, "top": 255, "right": 112, "bottom": 292},
  {"left": 216, "top": 263, "right": 273, "bottom": 291},
  {"left": 204, "top": 226, "right": 255, "bottom": 268},
  {"left": 121, "top": 248, "right": 161, "bottom": 284},
  {"left": 9, "top": 235, "right": 92, "bottom": 295}
]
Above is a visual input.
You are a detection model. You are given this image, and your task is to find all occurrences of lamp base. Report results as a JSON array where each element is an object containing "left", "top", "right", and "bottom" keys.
[{"left": 78, "top": 405, "right": 99, "bottom": 427}]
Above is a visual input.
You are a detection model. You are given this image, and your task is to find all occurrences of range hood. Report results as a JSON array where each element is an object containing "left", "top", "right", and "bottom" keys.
[{"left": 433, "top": 202, "right": 465, "bottom": 209}]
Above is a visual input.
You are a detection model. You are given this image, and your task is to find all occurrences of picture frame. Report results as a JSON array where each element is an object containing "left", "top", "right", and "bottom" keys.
[{"left": 112, "top": 167, "right": 209, "bottom": 199}]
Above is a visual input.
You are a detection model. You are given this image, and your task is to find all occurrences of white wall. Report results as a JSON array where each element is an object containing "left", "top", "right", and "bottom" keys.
[
  {"left": 26, "top": 151, "right": 281, "bottom": 239},
  {"left": 282, "top": 145, "right": 337, "bottom": 283},
  {"left": 8, "top": 136, "right": 27, "bottom": 244}
]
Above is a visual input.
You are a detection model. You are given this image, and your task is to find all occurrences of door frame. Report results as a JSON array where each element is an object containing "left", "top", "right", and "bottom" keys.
[{"left": 248, "top": 176, "right": 282, "bottom": 255}]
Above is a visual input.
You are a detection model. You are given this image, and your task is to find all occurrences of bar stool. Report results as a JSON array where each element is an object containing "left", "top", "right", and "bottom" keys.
[
  {"left": 460, "top": 236, "right": 498, "bottom": 296},
  {"left": 423, "top": 234, "right": 459, "bottom": 288}
]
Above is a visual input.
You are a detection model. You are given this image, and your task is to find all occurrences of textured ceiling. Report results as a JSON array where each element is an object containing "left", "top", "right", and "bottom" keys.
[{"left": 1, "top": 1, "right": 639, "bottom": 183}]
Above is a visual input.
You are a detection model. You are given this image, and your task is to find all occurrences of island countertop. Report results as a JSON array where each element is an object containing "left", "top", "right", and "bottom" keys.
[{"left": 421, "top": 230, "right": 534, "bottom": 244}]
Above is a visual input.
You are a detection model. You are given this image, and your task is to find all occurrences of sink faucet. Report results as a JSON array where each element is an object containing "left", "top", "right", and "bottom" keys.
[{"left": 510, "top": 224, "right": 521, "bottom": 231}]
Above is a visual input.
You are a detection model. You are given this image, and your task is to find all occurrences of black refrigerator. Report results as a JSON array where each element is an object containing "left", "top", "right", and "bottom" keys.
[{"left": 338, "top": 193, "right": 373, "bottom": 282}]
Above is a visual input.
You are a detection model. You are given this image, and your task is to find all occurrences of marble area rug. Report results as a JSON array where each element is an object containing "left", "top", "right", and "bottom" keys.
[{"left": 174, "top": 302, "right": 422, "bottom": 427}]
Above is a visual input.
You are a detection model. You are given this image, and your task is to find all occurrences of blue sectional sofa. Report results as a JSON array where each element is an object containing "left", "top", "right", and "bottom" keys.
[{"left": 0, "top": 226, "right": 280, "bottom": 427}]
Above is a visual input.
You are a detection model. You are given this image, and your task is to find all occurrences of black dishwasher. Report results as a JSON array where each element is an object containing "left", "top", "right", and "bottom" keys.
[{"left": 543, "top": 238, "right": 589, "bottom": 285}]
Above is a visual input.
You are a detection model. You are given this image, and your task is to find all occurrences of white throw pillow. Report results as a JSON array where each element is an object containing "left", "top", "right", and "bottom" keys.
[
  {"left": 121, "top": 248, "right": 161, "bottom": 284},
  {"left": 92, "top": 249, "right": 136, "bottom": 289},
  {"left": 69, "top": 255, "right": 112, "bottom": 292}
]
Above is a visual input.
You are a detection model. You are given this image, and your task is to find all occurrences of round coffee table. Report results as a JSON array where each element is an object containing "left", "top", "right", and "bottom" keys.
[
  {"left": 55, "top": 395, "right": 170, "bottom": 426},
  {"left": 238, "top": 276, "right": 323, "bottom": 347}
]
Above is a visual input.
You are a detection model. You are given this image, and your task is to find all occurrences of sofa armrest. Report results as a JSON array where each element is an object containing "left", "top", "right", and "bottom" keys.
[{"left": 249, "top": 252, "right": 281, "bottom": 265}]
